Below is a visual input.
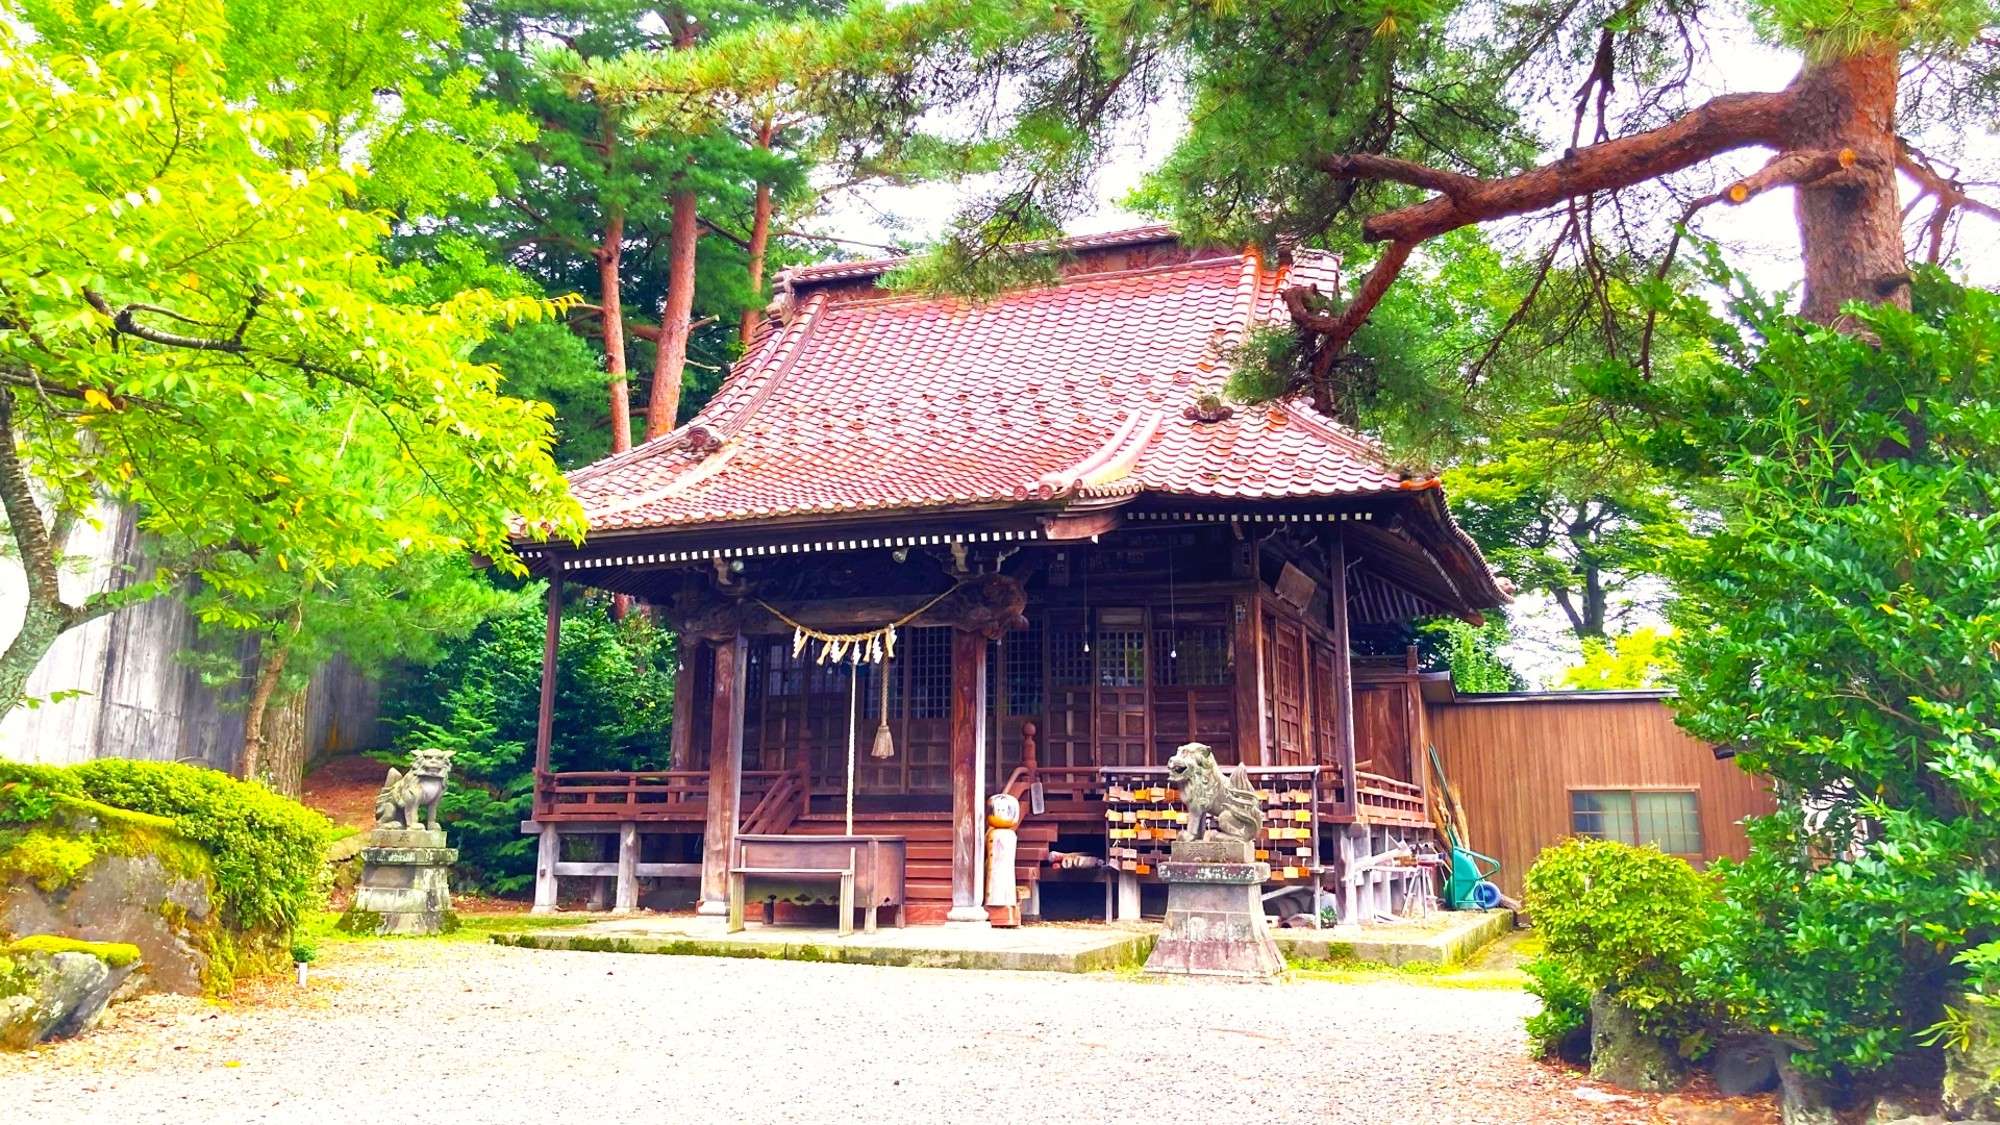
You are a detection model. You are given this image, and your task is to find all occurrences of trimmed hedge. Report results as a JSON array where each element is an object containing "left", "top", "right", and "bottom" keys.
[
  {"left": 1523, "top": 838, "right": 1717, "bottom": 1047},
  {"left": 0, "top": 760, "right": 331, "bottom": 936}
]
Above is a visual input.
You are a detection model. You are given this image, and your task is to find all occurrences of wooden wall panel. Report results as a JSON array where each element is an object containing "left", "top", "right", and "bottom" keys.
[{"left": 1428, "top": 695, "right": 1775, "bottom": 899}]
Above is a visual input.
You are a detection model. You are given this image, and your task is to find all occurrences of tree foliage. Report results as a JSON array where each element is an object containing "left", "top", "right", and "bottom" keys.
[
  {"left": 0, "top": 0, "right": 583, "bottom": 716},
  {"left": 1650, "top": 267, "right": 2000, "bottom": 1080},
  {"left": 382, "top": 594, "right": 677, "bottom": 893}
]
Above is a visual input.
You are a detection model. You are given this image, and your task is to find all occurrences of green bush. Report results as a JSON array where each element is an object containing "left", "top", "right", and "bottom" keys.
[
  {"left": 1523, "top": 838, "right": 1715, "bottom": 1044},
  {"left": 63, "top": 760, "right": 332, "bottom": 935},
  {"left": 1524, "top": 953, "right": 1592, "bottom": 1059},
  {"left": 381, "top": 592, "right": 677, "bottom": 894},
  {"left": 1631, "top": 267, "right": 2000, "bottom": 1082},
  {"left": 0, "top": 761, "right": 82, "bottom": 823}
]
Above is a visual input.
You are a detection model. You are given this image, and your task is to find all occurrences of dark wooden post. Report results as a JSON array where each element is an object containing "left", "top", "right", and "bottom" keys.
[
  {"left": 534, "top": 570, "right": 564, "bottom": 780},
  {"left": 531, "top": 568, "right": 564, "bottom": 914},
  {"left": 697, "top": 634, "right": 748, "bottom": 915},
  {"left": 1231, "top": 593, "right": 1268, "bottom": 765},
  {"left": 1327, "top": 530, "right": 1357, "bottom": 816},
  {"left": 947, "top": 627, "right": 989, "bottom": 924},
  {"left": 669, "top": 642, "right": 696, "bottom": 770}
]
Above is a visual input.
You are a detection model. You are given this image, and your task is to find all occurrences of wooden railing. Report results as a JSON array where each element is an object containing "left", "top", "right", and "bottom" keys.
[
  {"left": 740, "top": 764, "right": 809, "bottom": 834},
  {"left": 533, "top": 768, "right": 793, "bottom": 823},
  {"left": 535, "top": 769, "right": 708, "bottom": 821},
  {"left": 1351, "top": 769, "right": 1427, "bottom": 822}
]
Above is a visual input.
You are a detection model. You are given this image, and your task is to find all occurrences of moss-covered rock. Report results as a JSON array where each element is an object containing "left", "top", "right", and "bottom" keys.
[
  {"left": 1944, "top": 995, "right": 2000, "bottom": 1120},
  {"left": 2, "top": 761, "right": 321, "bottom": 999},
  {"left": 1588, "top": 990, "right": 1686, "bottom": 1093},
  {"left": 0, "top": 945, "right": 138, "bottom": 1049}
]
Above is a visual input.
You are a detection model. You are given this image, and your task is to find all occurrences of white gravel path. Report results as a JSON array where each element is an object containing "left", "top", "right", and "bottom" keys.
[{"left": 0, "top": 940, "right": 1654, "bottom": 1125}]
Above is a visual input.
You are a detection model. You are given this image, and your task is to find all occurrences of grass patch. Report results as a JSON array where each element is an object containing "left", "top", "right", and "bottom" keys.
[{"left": 1286, "top": 954, "right": 1527, "bottom": 990}]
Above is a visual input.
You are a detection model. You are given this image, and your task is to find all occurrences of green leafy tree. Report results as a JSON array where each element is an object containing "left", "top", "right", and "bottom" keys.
[
  {"left": 1559, "top": 628, "right": 1676, "bottom": 690},
  {"left": 0, "top": 0, "right": 583, "bottom": 715},
  {"left": 1653, "top": 267, "right": 2000, "bottom": 1083}
]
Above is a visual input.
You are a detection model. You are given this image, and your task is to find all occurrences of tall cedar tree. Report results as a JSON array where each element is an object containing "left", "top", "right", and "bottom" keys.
[{"left": 428, "top": 0, "right": 821, "bottom": 459}]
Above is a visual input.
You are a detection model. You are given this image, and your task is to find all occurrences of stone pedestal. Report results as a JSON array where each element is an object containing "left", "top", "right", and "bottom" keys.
[
  {"left": 342, "top": 827, "right": 457, "bottom": 936},
  {"left": 1143, "top": 838, "right": 1284, "bottom": 979}
]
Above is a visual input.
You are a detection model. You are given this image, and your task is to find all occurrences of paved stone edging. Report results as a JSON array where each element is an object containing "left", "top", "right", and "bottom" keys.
[
  {"left": 490, "top": 930, "right": 1157, "bottom": 974},
  {"left": 1273, "top": 909, "right": 1516, "bottom": 967}
]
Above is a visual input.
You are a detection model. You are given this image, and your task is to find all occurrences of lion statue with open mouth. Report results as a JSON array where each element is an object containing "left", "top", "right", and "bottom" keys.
[{"left": 1164, "top": 742, "right": 1262, "bottom": 843}]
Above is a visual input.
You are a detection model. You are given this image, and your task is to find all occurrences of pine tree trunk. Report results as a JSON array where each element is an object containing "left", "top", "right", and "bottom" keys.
[
  {"left": 646, "top": 188, "right": 700, "bottom": 439},
  {"left": 599, "top": 209, "right": 632, "bottom": 456},
  {"left": 239, "top": 640, "right": 290, "bottom": 786},
  {"left": 260, "top": 686, "right": 309, "bottom": 800},
  {"left": 1787, "top": 48, "right": 1907, "bottom": 323},
  {"left": 740, "top": 120, "right": 777, "bottom": 347}
]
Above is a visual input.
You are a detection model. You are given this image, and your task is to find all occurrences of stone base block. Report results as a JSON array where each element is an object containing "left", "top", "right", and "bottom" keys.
[
  {"left": 343, "top": 841, "right": 456, "bottom": 937},
  {"left": 1143, "top": 859, "right": 1284, "bottom": 980},
  {"left": 368, "top": 827, "right": 447, "bottom": 848}
]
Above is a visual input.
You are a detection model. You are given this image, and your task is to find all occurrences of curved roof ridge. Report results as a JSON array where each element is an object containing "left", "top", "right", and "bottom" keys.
[{"left": 783, "top": 224, "right": 1179, "bottom": 287}]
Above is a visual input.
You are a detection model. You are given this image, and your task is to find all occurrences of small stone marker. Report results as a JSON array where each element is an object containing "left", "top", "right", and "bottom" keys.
[
  {"left": 340, "top": 750, "right": 458, "bottom": 936},
  {"left": 1142, "top": 744, "right": 1284, "bottom": 979}
]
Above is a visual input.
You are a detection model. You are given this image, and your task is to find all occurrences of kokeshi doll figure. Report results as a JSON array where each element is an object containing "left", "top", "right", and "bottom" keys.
[{"left": 986, "top": 792, "right": 1022, "bottom": 907}]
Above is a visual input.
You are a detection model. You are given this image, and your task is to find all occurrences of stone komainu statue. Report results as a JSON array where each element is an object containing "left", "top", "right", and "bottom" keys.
[
  {"left": 1165, "top": 742, "right": 1262, "bottom": 843},
  {"left": 375, "top": 748, "right": 453, "bottom": 832}
]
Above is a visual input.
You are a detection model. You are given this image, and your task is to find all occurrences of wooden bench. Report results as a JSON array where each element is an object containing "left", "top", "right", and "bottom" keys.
[{"left": 727, "top": 834, "right": 908, "bottom": 937}]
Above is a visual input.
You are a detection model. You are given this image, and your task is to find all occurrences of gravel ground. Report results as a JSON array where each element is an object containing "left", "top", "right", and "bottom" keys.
[{"left": 0, "top": 940, "right": 1667, "bottom": 1125}]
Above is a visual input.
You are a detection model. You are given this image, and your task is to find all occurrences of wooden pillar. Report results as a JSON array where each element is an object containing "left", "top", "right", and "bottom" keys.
[
  {"left": 532, "top": 824, "right": 560, "bottom": 914},
  {"left": 947, "top": 628, "right": 989, "bottom": 924},
  {"left": 1116, "top": 871, "right": 1142, "bottom": 921},
  {"left": 697, "top": 634, "right": 748, "bottom": 916},
  {"left": 529, "top": 569, "right": 564, "bottom": 916},
  {"left": 1231, "top": 592, "right": 1268, "bottom": 765},
  {"left": 669, "top": 643, "right": 696, "bottom": 770},
  {"left": 533, "top": 570, "right": 564, "bottom": 779},
  {"left": 1327, "top": 531, "right": 1357, "bottom": 815},
  {"left": 614, "top": 821, "right": 639, "bottom": 914}
]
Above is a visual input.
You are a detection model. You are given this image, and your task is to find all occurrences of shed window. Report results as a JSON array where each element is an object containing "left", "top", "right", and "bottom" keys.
[{"left": 1570, "top": 790, "right": 1703, "bottom": 854}]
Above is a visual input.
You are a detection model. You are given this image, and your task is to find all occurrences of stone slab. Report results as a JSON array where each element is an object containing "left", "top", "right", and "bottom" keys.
[
  {"left": 1157, "top": 861, "right": 1268, "bottom": 884},
  {"left": 1170, "top": 838, "right": 1256, "bottom": 864},
  {"left": 369, "top": 827, "right": 447, "bottom": 848},
  {"left": 491, "top": 916, "right": 1157, "bottom": 974},
  {"left": 1272, "top": 908, "right": 1516, "bottom": 967},
  {"left": 360, "top": 846, "right": 459, "bottom": 865}
]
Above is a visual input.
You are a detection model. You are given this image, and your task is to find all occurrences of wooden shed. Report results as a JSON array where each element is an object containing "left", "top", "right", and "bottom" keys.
[{"left": 1426, "top": 688, "right": 1775, "bottom": 899}]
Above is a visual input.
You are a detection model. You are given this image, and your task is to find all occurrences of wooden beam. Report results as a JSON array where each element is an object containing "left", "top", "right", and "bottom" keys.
[
  {"left": 533, "top": 571, "right": 564, "bottom": 777},
  {"left": 946, "top": 628, "right": 989, "bottom": 924},
  {"left": 697, "top": 634, "right": 748, "bottom": 915},
  {"left": 1328, "top": 531, "right": 1358, "bottom": 817}
]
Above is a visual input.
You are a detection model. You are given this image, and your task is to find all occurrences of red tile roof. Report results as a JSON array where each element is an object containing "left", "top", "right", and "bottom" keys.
[{"left": 565, "top": 232, "right": 1446, "bottom": 538}]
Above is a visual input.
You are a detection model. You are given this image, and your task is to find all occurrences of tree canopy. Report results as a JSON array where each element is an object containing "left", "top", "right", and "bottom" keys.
[{"left": 0, "top": 0, "right": 582, "bottom": 716}]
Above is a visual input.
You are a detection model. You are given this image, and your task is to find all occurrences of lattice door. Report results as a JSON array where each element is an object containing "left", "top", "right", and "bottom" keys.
[
  {"left": 1045, "top": 613, "right": 1095, "bottom": 768},
  {"left": 1093, "top": 608, "right": 1151, "bottom": 768}
]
